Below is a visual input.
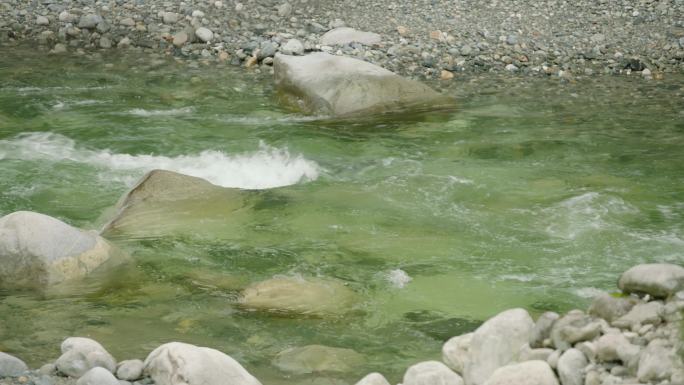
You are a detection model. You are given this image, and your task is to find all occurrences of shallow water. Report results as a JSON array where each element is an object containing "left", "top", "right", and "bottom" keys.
[{"left": 0, "top": 47, "right": 683, "bottom": 383}]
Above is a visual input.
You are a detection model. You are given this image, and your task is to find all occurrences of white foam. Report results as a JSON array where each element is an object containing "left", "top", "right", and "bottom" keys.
[
  {"left": 573, "top": 287, "right": 605, "bottom": 299},
  {"left": 500, "top": 274, "right": 535, "bottom": 282},
  {"left": 386, "top": 269, "right": 412, "bottom": 288},
  {"left": 126, "top": 107, "right": 195, "bottom": 117},
  {"left": 0, "top": 132, "right": 320, "bottom": 189}
]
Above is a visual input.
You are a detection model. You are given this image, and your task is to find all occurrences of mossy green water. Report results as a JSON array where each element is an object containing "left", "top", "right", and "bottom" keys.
[{"left": 0, "top": 47, "right": 683, "bottom": 384}]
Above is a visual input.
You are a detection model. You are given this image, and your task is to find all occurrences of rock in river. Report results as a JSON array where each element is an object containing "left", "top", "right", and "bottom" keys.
[
  {"left": 0, "top": 211, "right": 120, "bottom": 290},
  {"left": 273, "top": 345, "right": 363, "bottom": 374},
  {"left": 618, "top": 263, "right": 684, "bottom": 298},
  {"left": 402, "top": 361, "right": 463, "bottom": 385},
  {"left": 144, "top": 342, "right": 262, "bottom": 385},
  {"left": 239, "top": 276, "right": 356, "bottom": 316},
  {"left": 56, "top": 337, "right": 117, "bottom": 378},
  {"left": 274, "top": 52, "right": 453, "bottom": 116}
]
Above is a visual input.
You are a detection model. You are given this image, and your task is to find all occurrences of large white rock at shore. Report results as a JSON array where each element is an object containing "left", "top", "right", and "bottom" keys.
[
  {"left": 274, "top": 52, "right": 453, "bottom": 116},
  {"left": 143, "top": 342, "right": 261, "bottom": 385},
  {"left": 0, "top": 211, "right": 119, "bottom": 290},
  {"left": 273, "top": 345, "right": 363, "bottom": 374},
  {"left": 239, "top": 276, "right": 356, "bottom": 316},
  {"left": 321, "top": 27, "right": 381, "bottom": 46},
  {"left": 464, "top": 308, "right": 535, "bottom": 385},
  {"left": 483, "top": 360, "right": 559, "bottom": 385},
  {"left": 76, "top": 367, "right": 119, "bottom": 385},
  {"left": 56, "top": 337, "right": 117, "bottom": 378},
  {"left": 442, "top": 332, "right": 472, "bottom": 374},
  {"left": 402, "top": 361, "right": 463, "bottom": 385},
  {"left": 0, "top": 352, "right": 28, "bottom": 377},
  {"left": 618, "top": 263, "right": 684, "bottom": 298},
  {"left": 355, "top": 372, "right": 391, "bottom": 385}
]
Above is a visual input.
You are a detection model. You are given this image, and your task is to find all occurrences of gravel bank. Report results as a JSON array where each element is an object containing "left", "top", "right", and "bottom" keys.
[{"left": 0, "top": 0, "right": 682, "bottom": 79}]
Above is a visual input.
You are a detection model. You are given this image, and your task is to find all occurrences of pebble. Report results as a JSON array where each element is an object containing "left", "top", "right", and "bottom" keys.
[
  {"left": 36, "top": 16, "right": 49, "bottom": 25},
  {"left": 195, "top": 27, "right": 213, "bottom": 43}
]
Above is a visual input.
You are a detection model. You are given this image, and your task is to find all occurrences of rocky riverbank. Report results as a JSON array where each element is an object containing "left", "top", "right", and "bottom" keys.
[{"left": 0, "top": 0, "right": 682, "bottom": 80}]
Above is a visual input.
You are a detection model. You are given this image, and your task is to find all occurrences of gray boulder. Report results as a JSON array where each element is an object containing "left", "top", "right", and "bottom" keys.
[
  {"left": 143, "top": 342, "right": 262, "bottom": 385},
  {"left": 618, "top": 263, "right": 684, "bottom": 298},
  {"left": 320, "top": 27, "right": 381, "bottom": 46},
  {"left": 56, "top": 337, "right": 117, "bottom": 378},
  {"left": 274, "top": 52, "right": 453, "bottom": 116},
  {"left": 76, "top": 367, "right": 119, "bottom": 385},
  {"left": 402, "top": 361, "right": 463, "bottom": 385},
  {"left": 0, "top": 211, "right": 120, "bottom": 290},
  {"left": 587, "top": 293, "right": 639, "bottom": 323},
  {"left": 483, "top": 361, "right": 559, "bottom": 385},
  {"left": 273, "top": 345, "right": 363, "bottom": 374},
  {"left": 549, "top": 310, "right": 601, "bottom": 350},
  {"left": 464, "top": 308, "right": 535, "bottom": 385},
  {"left": 0, "top": 352, "right": 28, "bottom": 377},
  {"left": 557, "top": 349, "right": 587, "bottom": 385},
  {"left": 354, "top": 372, "right": 391, "bottom": 385},
  {"left": 280, "top": 39, "right": 304, "bottom": 55}
]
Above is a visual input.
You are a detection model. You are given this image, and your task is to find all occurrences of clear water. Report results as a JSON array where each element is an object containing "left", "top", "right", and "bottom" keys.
[{"left": 0, "top": 47, "right": 683, "bottom": 384}]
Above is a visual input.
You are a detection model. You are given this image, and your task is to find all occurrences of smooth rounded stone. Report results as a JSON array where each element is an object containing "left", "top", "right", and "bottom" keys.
[
  {"left": 162, "top": 12, "right": 177, "bottom": 24},
  {"left": 464, "top": 308, "right": 535, "bottom": 385},
  {"left": 483, "top": 361, "right": 559, "bottom": 385},
  {"left": 402, "top": 361, "right": 463, "bottom": 385},
  {"left": 77, "top": 367, "right": 119, "bottom": 385},
  {"left": 530, "top": 312, "right": 559, "bottom": 348},
  {"left": 195, "top": 27, "right": 213, "bottom": 42},
  {"left": 557, "top": 349, "right": 587, "bottom": 385},
  {"left": 354, "top": 372, "right": 390, "bottom": 385},
  {"left": 144, "top": 342, "right": 262, "bottom": 385},
  {"left": 546, "top": 350, "right": 560, "bottom": 369},
  {"left": 273, "top": 345, "right": 363, "bottom": 375},
  {"left": 240, "top": 276, "right": 356, "bottom": 316},
  {"left": 595, "top": 333, "right": 639, "bottom": 368},
  {"left": 0, "top": 211, "right": 119, "bottom": 290},
  {"left": 320, "top": 27, "right": 381, "bottom": 46},
  {"left": 588, "top": 293, "right": 639, "bottom": 323},
  {"left": 549, "top": 310, "right": 601, "bottom": 351},
  {"left": 612, "top": 301, "right": 664, "bottom": 329},
  {"left": 575, "top": 341, "right": 596, "bottom": 362},
  {"left": 518, "top": 344, "right": 554, "bottom": 362},
  {"left": 277, "top": 2, "right": 292, "bottom": 17},
  {"left": 173, "top": 31, "right": 188, "bottom": 47},
  {"left": 618, "top": 263, "right": 684, "bottom": 298},
  {"left": 637, "top": 339, "right": 675, "bottom": 382},
  {"left": 281, "top": 39, "right": 304, "bottom": 55},
  {"left": 78, "top": 14, "right": 102, "bottom": 29},
  {"left": 56, "top": 337, "right": 117, "bottom": 378},
  {"left": 0, "top": 352, "right": 28, "bottom": 377},
  {"left": 442, "top": 333, "right": 473, "bottom": 374},
  {"left": 116, "top": 360, "right": 143, "bottom": 381},
  {"left": 36, "top": 16, "right": 49, "bottom": 25},
  {"left": 274, "top": 52, "right": 453, "bottom": 116}
]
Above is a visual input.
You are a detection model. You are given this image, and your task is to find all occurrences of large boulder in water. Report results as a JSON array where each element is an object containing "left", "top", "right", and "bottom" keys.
[
  {"left": 273, "top": 345, "right": 364, "bottom": 374},
  {"left": 0, "top": 211, "right": 120, "bottom": 290},
  {"left": 101, "top": 169, "right": 251, "bottom": 239},
  {"left": 274, "top": 52, "right": 454, "bottom": 116},
  {"left": 144, "top": 342, "right": 262, "bottom": 385},
  {"left": 239, "top": 276, "right": 356, "bottom": 316},
  {"left": 618, "top": 263, "right": 684, "bottom": 298}
]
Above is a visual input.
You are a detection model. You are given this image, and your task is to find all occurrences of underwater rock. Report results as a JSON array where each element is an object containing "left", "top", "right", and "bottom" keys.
[
  {"left": 618, "top": 263, "right": 684, "bottom": 298},
  {"left": 144, "top": 342, "right": 261, "bottom": 385},
  {"left": 55, "top": 337, "right": 117, "bottom": 378},
  {"left": 239, "top": 276, "right": 356, "bottom": 316},
  {"left": 402, "top": 361, "right": 463, "bottom": 385},
  {"left": 101, "top": 169, "right": 251, "bottom": 239},
  {"left": 274, "top": 52, "right": 453, "bottom": 116},
  {"left": 0, "top": 211, "right": 120, "bottom": 290},
  {"left": 273, "top": 345, "right": 364, "bottom": 375},
  {"left": 483, "top": 360, "right": 559, "bottom": 385},
  {"left": 611, "top": 301, "right": 663, "bottom": 329},
  {"left": 557, "top": 349, "right": 587, "bottom": 385}
]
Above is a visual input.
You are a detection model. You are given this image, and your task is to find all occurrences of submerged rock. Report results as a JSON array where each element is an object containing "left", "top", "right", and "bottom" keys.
[
  {"left": 239, "top": 276, "right": 356, "bottom": 316},
  {"left": 402, "top": 361, "right": 463, "bottom": 385},
  {"left": 0, "top": 211, "right": 120, "bottom": 290},
  {"left": 618, "top": 263, "right": 684, "bottom": 298},
  {"left": 100, "top": 170, "right": 251, "bottom": 239},
  {"left": 483, "top": 360, "right": 559, "bottom": 385},
  {"left": 55, "top": 337, "right": 117, "bottom": 378},
  {"left": 0, "top": 352, "right": 28, "bottom": 377},
  {"left": 274, "top": 52, "right": 453, "bottom": 116},
  {"left": 320, "top": 27, "right": 381, "bottom": 46},
  {"left": 144, "top": 342, "right": 261, "bottom": 385},
  {"left": 273, "top": 345, "right": 363, "bottom": 374},
  {"left": 464, "top": 308, "right": 535, "bottom": 385}
]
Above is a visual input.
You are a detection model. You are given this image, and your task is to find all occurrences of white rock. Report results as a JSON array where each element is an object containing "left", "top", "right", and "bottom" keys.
[
  {"left": 483, "top": 360, "right": 559, "bottom": 385},
  {"left": 162, "top": 12, "right": 177, "bottom": 24},
  {"left": 518, "top": 344, "right": 554, "bottom": 362},
  {"left": 281, "top": 39, "right": 304, "bottom": 55},
  {"left": 442, "top": 333, "right": 472, "bottom": 374},
  {"left": 529, "top": 312, "right": 559, "bottom": 348},
  {"left": 403, "top": 361, "right": 463, "bottom": 385},
  {"left": 36, "top": 16, "right": 49, "bottom": 25},
  {"left": 144, "top": 342, "right": 261, "bottom": 385},
  {"left": 354, "top": 372, "right": 390, "bottom": 385},
  {"left": 195, "top": 27, "right": 213, "bottom": 42},
  {"left": 274, "top": 52, "right": 451, "bottom": 116},
  {"left": 56, "top": 337, "right": 117, "bottom": 378},
  {"left": 618, "top": 263, "right": 684, "bottom": 298},
  {"left": 273, "top": 345, "right": 363, "bottom": 374},
  {"left": 0, "top": 352, "right": 28, "bottom": 377},
  {"left": 557, "top": 349, "right": 587, "bottom": 385},
  {"left": 58, "top": 11, "right": 72, "bottom": 22},
  {"left": 612, "top": 301, "right": 663, "bottom": 329},
  {"left": 464, "top": 308, "right": 535, "bottom": 385},
  {"left": 0, "top": 211, "right": 119, "bottom": 290},
  {"left": 587, "top": 293, "right": 639, "bottom": 323},
  {"left": 549, "top": 310, "right": 601, "bottom": 350},
  {"left": 320, "top": 27, "right": 381, "bottom": 46},
  {"left": 546, "top": 350, "right": 561, "bottom": 369},
  {"left": 637, "top": 339, "right": 674, "bottom": 382},
  {"left": 116, "top": 360, "right": 143, "bottom": 381},
  {"left": 76, "top": 367, "right": 119, "bottom": 385},
  {"left": 595, "top": 333, "right": 640, "bottom": 369}
]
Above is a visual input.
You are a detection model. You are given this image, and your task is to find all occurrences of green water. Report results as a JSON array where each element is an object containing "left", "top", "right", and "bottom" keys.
[{"left": 0, "top": 47, "right": 683, "bottom": 384}]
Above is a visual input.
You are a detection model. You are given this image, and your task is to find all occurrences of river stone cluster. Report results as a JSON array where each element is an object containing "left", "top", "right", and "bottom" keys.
[{"left": 0, "top": 0, "right": 682, "bottom": 79}]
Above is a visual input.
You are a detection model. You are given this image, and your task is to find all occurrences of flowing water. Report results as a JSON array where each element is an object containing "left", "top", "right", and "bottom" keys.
[{"left": 0, "top": 47, "right": 683, "bottom": 384}]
